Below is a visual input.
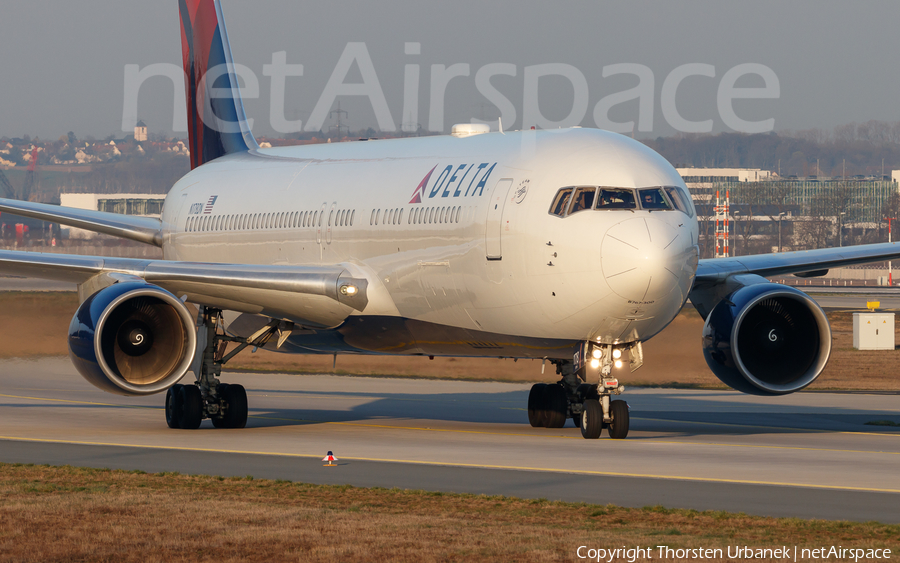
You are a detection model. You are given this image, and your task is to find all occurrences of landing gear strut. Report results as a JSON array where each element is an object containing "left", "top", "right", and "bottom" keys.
[
  {"left": 165, "top": 307, "right": 289, "bottom": 430},
  {"left": 527, "top": 344, "right": 632, "bottom": 440}
]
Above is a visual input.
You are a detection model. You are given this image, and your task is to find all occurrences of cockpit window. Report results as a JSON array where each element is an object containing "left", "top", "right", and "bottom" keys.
[
  {"left": 596, "top": 188, "right": 637, "bottom": 210},
  {"left": 549, "top": 188, "right": 573, "bottom": 217},
  {"left": 664, "top": 186, "right": 695, "bottom": 217},
  {"left": 638, "top": 188, "right": 672, "bottom": 210},
  {"left": 569, "top": 187, "right": 597, "bottom": 214}
]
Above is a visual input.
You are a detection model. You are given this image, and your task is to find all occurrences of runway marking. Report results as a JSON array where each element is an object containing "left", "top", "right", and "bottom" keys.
[
  {"left": 1, "top": 435, "right": 898, "bottom": 495},
  {"left": 5, "top": 390, "right": 898, "bottom": 439},
  {"left": 2, "top": 392, "right": 899, "bottom": 453},
  {"left": 249, "top": 413, "right": 900, "bottom": 454},
  {"left": 633, "top": 415, "right": 900, "bottom": 438},
  {"left": 0, "top": 393, "right": 159, "bottom": 411}
]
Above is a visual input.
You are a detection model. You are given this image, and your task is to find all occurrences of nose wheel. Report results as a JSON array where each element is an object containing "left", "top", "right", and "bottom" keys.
[{"left": 530, "top": 348, "right": 634, "bottom": 440}]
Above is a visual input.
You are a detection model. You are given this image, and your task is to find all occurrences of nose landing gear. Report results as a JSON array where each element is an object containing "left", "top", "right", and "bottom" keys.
[{"left": 528, "top": 343, "right": 635, "bottom": 440}]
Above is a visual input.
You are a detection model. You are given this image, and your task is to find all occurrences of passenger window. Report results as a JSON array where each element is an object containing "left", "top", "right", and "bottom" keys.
[
  {"left": 398, "top": 209, "right": 404, "bottom": 224},
  {"left": 351, "top": 210, "right": 355, "bottom": 226},
  {"left": 596, "top": 188, "right": 637, "bottom": 210},
  {"left": 549, "top": 188, "right": 573, "bottom": 217},
  {"left": 569, "top": 187, "right": 596, "bottom": 214},
  {"left": 638, "top": 188, "right": 672, "bottom": 210}
]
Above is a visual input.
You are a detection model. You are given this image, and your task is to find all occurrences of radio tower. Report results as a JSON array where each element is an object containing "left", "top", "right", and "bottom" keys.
[{"left": 714, "top": 190, "right": 730, "bottom": 258}]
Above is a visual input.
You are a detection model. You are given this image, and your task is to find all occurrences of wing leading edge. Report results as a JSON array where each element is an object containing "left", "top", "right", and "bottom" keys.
[
  {"left": 694, "top": 242, "right": 900, "bottom": 286},
  {"left": 0, "top": 198, "right": 162, "bottom": 246},
  {"left": 689, "top": 242, "right": 900, "bottom": 319},
  {"left": 0, "top": 250, "right": 368, "bottom": 328}
]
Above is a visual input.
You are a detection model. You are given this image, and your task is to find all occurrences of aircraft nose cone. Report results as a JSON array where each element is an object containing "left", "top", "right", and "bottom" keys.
[{"left": 601, "top": 216, "right": 687, "bottom": 303}]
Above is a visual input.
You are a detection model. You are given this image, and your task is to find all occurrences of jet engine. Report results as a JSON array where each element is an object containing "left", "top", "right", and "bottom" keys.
[
  {"left": 68, "top": 282, "right": 197, "bottom": 396},
  {"left": 702, "top": 284, "right": 831, "bottom": 395}
]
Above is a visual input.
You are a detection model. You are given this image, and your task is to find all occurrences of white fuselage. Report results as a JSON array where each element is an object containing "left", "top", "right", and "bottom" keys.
[{"left": 159, "top": 128, "right": 699, "bottom": 358}]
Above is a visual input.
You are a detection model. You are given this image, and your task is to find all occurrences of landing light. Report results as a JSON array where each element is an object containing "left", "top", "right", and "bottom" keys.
[
  {"left": 612, "top": 349, "right": 622, "bottom": 359},
  {"left": 590, "top": 358, "right": 600, "bottom": 369},
  {"left": 591, "top": 348, "right": 602, "bottom": 359},
  {"left": 340, "top": 285, "right": 358, "bottom": 296},
  {"left": 614, "top": 360, "right": 623, "bottom": 369}
]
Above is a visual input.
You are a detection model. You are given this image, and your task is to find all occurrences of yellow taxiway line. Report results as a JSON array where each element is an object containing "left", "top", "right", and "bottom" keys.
[
  {"left": 1, "top": 393, "right": 898, "bottom": 455},
  {"left": 0, "top": 434, "right": 899, "bottom": 495}
]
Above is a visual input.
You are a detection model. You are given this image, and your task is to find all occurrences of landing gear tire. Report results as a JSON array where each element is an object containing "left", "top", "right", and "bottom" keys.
[
  {"left": 211, "top": 383, "right": 229, "bottom": 429},
  {"left": 217, "top": 383, "right": 248, "bottom": 429},
  {"left": 573, "top": 384, "right": 598, "bottom": 428},
  {"left": 607, "top": 400, "right": 630, "bottom": 439},
  {"left": 580, "top": 399, "right": 603, "bottom": 439},
  {"left": 165, "top": 384, "right": 183, "bottom": 429},
  {"left": 180, "top": 385, "right": 203, "bottom": 430},
  {"left": 543, "top": 384, "right": 568, "bottom": 429},
  {"left": 527, "top": 383, "right": 548, "bottom": 427}
]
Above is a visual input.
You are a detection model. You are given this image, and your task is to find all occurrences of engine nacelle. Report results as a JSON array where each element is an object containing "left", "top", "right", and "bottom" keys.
[
  {"left": 68, "top": 282, "right": 197, "bottom": 396},
  {"left": 702, "top": 283, "right": 831, "bottom": 395}
]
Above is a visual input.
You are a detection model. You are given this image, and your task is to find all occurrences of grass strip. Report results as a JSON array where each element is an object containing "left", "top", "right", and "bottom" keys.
[{"left": 0, "top": 464, "right": 897, "bottom": 562}]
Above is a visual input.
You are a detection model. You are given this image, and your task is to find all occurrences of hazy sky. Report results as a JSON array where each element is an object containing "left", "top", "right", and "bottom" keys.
[{"left": 3, "top": 0, "right": 899, "bottom": 140}]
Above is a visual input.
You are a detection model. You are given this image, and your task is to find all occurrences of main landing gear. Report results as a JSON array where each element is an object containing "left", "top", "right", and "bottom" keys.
[
  {"left": 165, "top": 307, "right": 290, "bottom": 430},
  {"left": 528, "top": 345, "right": 633, "bottom": 439}
]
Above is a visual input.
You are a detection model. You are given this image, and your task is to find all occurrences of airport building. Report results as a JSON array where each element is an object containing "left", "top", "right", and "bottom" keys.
[
  {"left": 59, "top": 193, "right": 165, "bottom": 239},
  {"left": 677, "top": 168, "right": 772, "bottom": 185}
]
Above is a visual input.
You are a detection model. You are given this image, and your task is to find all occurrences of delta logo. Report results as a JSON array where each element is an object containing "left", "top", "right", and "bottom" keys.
[{"left": 409, "top": 163, "right": 497, "bottom": 204}]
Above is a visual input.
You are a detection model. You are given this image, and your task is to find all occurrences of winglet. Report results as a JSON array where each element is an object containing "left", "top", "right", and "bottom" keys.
[{"left": 179, "top": 0, "right": 259, "bottom": 170}]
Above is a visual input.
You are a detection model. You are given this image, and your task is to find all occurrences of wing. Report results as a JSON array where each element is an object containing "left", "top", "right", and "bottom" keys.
[
  {"left": 694, "top": 242, "right": 900, "bottom": 286},
  {"left": 690, "top": 242, "right": 900, "bottom": 318},
  {"left": 0, "top": 198, "right": 162, "bottom": 246},
  {"left": 0, "top": 250, "right": 368, "bottom": 328}
]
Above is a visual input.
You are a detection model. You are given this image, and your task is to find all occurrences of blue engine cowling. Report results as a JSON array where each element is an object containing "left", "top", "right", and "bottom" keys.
[
  {"left": 68, "top": 282, "right": 197, "bottom": 396},
  {"left": 702, "top": 283, "right": 831, "bottom": 395}
]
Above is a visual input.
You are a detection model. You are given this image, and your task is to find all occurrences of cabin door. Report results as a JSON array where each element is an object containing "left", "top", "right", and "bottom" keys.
[{"left": 485, "top": 178, "right": 513, "bottom": 260}]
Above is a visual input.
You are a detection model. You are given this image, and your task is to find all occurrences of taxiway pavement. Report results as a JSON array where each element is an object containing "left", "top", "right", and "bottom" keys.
[{"left": 1, "top": 358, "right": 898, "bottom": 522}]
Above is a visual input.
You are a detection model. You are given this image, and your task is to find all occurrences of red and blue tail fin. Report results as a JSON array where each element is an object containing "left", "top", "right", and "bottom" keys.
[{"left": 179, "top": 0, "right": 258, "bottom": 169}]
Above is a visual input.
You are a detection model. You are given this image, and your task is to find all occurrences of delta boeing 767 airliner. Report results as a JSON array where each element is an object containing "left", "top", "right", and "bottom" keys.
[{"left": 2, "top": 0, "right": 899, "bottom": 439}]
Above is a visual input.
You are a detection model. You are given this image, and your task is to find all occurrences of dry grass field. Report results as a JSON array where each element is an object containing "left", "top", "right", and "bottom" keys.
[
  {"left": 1, "top": 464, "right": 897, "bottom": 563},
  {"left": 2, "top": 291, "right": 897, "bottom": 391}
]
